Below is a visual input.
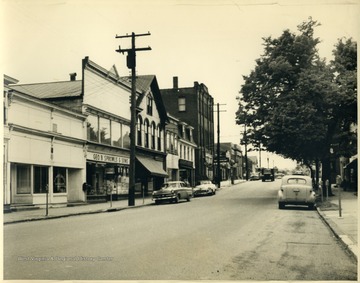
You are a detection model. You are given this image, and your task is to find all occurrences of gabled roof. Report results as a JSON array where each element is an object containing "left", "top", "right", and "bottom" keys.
[
  {"left": 9, "top": 80, "right": 82, "bottom": 99},
  {"left": 119, "top": 75, "right": 155, "bottom": 95}
]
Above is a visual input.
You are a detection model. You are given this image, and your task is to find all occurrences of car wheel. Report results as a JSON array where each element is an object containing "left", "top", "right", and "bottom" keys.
[
  {"left": 174, "top": 195, "right": 179, "bottom": 203},
  {"left": 278, "top": 202, "right": 285, "bottom": 209},
  {"left": 155, "top": 200, "right": 160, "bottom": 205},
  {"left": 308, "top": 204, "right": 314, "bottom": 210},
  {"left": 186, "top": 196, "right": 191, "bottom": 202},
  {"left": 213, "top": 190, "right": 216, "bottom": 195}
]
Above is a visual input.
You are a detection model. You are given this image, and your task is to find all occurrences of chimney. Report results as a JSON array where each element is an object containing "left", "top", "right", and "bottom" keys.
[
  {"left": 69, "top": 73, "right": 77, "bottom": 81},
  {"left": 173, "top": 76, "right": 178, "bottom": 89}
]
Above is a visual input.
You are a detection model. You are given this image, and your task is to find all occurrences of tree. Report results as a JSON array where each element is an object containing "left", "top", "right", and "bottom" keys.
[
  {"left": 236, "top": 18, "right": 357, "bottom": 194},
  {"left": 237, "top": 18, "right": 323, "bottom": 162}
]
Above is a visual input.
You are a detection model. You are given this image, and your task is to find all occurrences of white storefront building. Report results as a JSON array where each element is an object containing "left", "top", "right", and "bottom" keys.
[{"left": 4, "top": 75, "right": 87, "bottom": 208}]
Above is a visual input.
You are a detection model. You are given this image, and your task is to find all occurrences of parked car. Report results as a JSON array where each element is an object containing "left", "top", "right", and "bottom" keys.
[
  {"left": 249, "top": 173, "right": 260, "bottom": 181},
  {"left": 278, "top": 175, "right": 316, "bottom": 209},
  {"left": 193, "top": 180, "right": 217, "bottom": 196},
  {"left": 152, "top": 181, "right": 193, "bottom": 204}
]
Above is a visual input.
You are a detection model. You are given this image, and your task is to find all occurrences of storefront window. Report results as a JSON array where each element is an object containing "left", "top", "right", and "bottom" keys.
[
  {"left": 53, "top": 167, "right": 67, "bottom": 193},
  {"left": 87, "top": 115, "right": 99, "bottom": 142},
  {"left": 99, "top": 117, "right": 111, "bottom": 145},
  {"left": 16, "top": 164, "right": 31, "bottom": 194},
  {"left": 122, "top": 124, "right": 131, "bottom": 149},
  {"left": 34, "top": 166, "right": 49, "bottom": 194},
  {"left": 111, "top": 121, "right": 121, "bottom": 147}
]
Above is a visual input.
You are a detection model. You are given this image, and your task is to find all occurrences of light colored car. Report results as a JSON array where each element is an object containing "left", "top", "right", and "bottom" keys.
[
  {"left": 278, "top": 175, "right": 316, "bottom": 209},
  {"left": 193, "top": 180, "right": 217, "bottom": 196},
  {"left": 249, "top": 173, "right": 260, "bottom": 181},
  {"left": 152, "top": 181, "right": 193, "bottom": 204}
]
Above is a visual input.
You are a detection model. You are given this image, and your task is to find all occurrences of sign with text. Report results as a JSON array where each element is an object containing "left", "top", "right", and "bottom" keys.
[{"left": 88, "top": 151, "right": 130, "bottom": 165}]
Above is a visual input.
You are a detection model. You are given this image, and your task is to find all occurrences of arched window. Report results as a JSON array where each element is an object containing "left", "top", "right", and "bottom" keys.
[
  {"left": 157, "top": 125, "right": 162, "bottom": 151},
  {"left": 147, "top": 95, "right": 153, "bottom": 116},
  {"left": 137, "top": 116, "right": 143, "bottom": 146},
  {"left": 144, "top": 119, "right": 149, "bottom": 148},
  {"left": 151, "top": 122, "right": 156, "bottom": 150}
]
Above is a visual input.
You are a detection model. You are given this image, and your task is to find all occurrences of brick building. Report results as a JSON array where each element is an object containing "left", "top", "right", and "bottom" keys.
[{"left": 161, "top": 77, "right": 214, "bottom": 183}]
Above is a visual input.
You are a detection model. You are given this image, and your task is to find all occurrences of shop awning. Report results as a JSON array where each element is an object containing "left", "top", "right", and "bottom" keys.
[
  {"left": 344, "top": 158, "right": 357, "bottom": 170},
  {"left": 136, "top": 156, "right": 168, "bottom": 178}
]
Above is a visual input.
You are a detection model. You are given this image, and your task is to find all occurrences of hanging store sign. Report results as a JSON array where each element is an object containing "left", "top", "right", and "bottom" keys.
[{"left": 87, "top": 151, "right": 130, "bottom": 165}]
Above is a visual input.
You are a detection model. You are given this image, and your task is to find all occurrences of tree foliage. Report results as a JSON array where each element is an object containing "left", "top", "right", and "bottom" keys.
[{"left": 236, "top": 18, "right": 357, "bottom": 167}]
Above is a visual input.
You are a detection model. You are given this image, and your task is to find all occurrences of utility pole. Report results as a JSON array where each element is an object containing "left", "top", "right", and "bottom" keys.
[
  {"left": 215, "top": 103, "right": 226, "bottom": 189},
  {"left": 115, "top": 32, "right": 151, "bottom": 206},
  {"left": 244, "top": 124, "right": 249, "bottom": 181}
]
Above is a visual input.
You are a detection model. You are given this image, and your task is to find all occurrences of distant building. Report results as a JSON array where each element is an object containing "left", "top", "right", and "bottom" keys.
[
  {"left": 248, "top": 156, "right": 258, "bottom": 175},
  {"left": 161, "top": 76, "right": 214, "bottom": 183},
  {"left": 215, "top": 143, "right": 243, "bottom": 182},
  {"left": 165, "top": 113, "right": 197, "bottom": 186}
]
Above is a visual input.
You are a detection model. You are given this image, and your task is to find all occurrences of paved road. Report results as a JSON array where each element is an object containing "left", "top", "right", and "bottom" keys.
[{"left": 4, "top": 180, "right": 357, "bottom": 280}]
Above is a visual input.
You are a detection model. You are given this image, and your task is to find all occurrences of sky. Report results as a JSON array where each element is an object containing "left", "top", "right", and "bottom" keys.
[{"left": 1, "top": 0, "right": 359, "bottom": 170}]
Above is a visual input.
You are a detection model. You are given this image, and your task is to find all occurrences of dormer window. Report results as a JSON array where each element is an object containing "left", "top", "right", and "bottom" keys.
[{"left": 147, "top": 95, "right": 153, "bottom": 116}]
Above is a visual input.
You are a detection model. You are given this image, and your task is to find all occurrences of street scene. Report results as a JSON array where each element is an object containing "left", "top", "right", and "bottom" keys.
[
  {"left": 4, "top": 180, "right": 358, "bottom": 280},
  {"left": 2, "top": 0, "right": 358, "bottom": 281}
]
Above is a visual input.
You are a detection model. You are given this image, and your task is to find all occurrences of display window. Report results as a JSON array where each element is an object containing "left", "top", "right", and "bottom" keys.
[{"left": 53, "top": 167, "right": 67, "bottom": 193}]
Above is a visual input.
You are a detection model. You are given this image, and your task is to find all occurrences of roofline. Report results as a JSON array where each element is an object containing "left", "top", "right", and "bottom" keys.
[{"left": 8, "top": 88, "right": 86, "bottom": 119}]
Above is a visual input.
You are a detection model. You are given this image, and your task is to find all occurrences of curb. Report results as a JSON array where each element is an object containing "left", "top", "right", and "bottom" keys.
[
  {"left": 4, "top": 203, "right": 153, "bottom": 225},
  {"left": 316, "top": 207, "right": 358, "bottom": 260}
]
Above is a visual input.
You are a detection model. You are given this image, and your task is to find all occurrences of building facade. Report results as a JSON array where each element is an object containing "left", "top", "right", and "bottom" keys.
[
  {"left": 7, "top": 57, "right": 169, "bottom": 204},
  {"left": 161, "top": 76, "right": 214, "bottom": 183},
  {"left": 215, "top": 143, "right": 243, "bottom": 183},
  {"left": 4, "top": 75, "right": 87, "bottom": 207},
  {"left": 165, "top": 113, "right": 196, "bottom": 186},
  {"left": 120, "top": 75, "right": 169, "bottom": 195}
]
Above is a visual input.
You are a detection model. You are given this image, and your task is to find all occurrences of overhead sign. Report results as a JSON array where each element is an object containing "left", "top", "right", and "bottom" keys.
[{"left": 88, "top": 151, "right": 130, "bottom": 165}]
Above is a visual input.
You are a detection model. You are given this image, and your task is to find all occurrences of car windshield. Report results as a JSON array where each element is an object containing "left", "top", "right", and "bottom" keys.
[
  {"left": 162, "top": 183, "right": 178, "bottom": 188},
  {"left": 287, "top": 178, "right": 307, "bottom": 184}
]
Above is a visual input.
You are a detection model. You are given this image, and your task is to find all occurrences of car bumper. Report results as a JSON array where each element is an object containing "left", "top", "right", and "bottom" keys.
[
  {"left": 152, "top": 195, "right": 176, "bottom": 201},
  {"left": 194, "top": 190, "right": 212, "bottom": 196}
]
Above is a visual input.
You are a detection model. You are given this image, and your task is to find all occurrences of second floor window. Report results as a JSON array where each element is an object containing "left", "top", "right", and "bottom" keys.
[
  {"left": 144, "top": 120, "right": 149, "bottom": 148},
  {"left": 157, "top": 126, "right": 162, "bottom": 151},
  {"left": 151, "top": 123, "right": 156, "bottom": 149},
  {"left": 178, "top": 97, "right": 186, "bottom": 112},
  {"left": 137, "top": 117, "right": 142, "bottom": 146},
  {"left": 87, "top": 115, "right": 99, "bottom": 142},
  {"left": 87, "top": 113, "right": 130, "bottom": 148},
  {"left": 147, "top": 95, "right": 153, "bottom": 115},
  {"left": 99, "top": 117, "right": 111, "bottom": 145}
]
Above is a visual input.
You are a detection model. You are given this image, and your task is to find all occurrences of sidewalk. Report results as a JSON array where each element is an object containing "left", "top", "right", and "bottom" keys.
[
  {"left": 3, "top": 196, "right": 154, "bottom": 225},
  {"left": 3, "top": 179, "right": 244, "bottom": 224},
  {"left": 316, "top": 186, "right": 358, "bottom": 260}
]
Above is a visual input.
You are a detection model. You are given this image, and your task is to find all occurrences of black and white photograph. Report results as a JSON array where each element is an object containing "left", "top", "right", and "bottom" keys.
[{"left": 2, "top": 0, "right": 358, "bottom": 281}]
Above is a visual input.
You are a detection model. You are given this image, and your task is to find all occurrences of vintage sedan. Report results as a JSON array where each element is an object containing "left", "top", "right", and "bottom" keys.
[
  {"left": 249, "top": 173, "right": 260, "bottom": 181},
  {"left": 193, "top": 180, "right": 217, "bottom": 196},
  {"left": 152, "top": 181, "right": 193, "bottom": 204},
  {"left": 278, "top": 175, "right": 316, "bottom": 209}
]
